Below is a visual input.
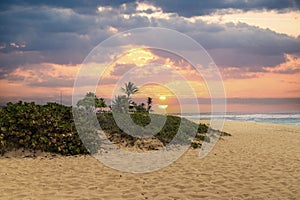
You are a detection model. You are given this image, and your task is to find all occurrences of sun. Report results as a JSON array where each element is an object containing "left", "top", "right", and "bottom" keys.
[{"left": 159, "top": 96, "right": 166, "bottom": 100}]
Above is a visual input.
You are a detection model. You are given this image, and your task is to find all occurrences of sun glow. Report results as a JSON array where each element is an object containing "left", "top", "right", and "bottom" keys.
[
  {"left": 158, "top": 105, "right": 168, "bottom": 109},
  {"left": 159, "top": 96, "right": 166, "bottom": 100}
]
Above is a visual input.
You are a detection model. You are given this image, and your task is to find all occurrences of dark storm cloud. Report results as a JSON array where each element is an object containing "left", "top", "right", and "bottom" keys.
[
  {"left": 0, "top": 5, "right": 120, "bottom": 71},
  {"left": 149, "top": 0, "right": 299, "bottom": 17},
  {"left": 0, "top": 6, "right": 103, "bottom": 51},
  {"left": 1, "top": 0, "right": 298, "bottom": 16},
  {"left": 0, "top": 0, "right": 136, "bottom": 14},
  {"left": 0, "top": 2, "right": 150, "bottom": 73},
  {"left": 155, "top": 17, "right": 300, "bottom": 67},
  {"left": 181, "top": 22, "right": 300, "bottom": 56}
]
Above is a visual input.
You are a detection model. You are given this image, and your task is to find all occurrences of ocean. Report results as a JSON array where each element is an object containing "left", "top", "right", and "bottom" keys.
[{"left": 180, "top": 113, "right": 300, "bottom": 126}]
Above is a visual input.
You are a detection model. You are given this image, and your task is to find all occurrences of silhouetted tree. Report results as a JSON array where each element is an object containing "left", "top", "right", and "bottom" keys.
[
  {"left": 147, "top": 97, "right": 152, "bottom": 113},
  {"left": 121, "top": 82, "right": 138, "bottom": 98}
]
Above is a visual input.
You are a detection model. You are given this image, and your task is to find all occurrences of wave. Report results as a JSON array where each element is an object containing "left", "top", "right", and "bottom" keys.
[{"left": 180, "top": 113, "right": 300, "bottom": 126}]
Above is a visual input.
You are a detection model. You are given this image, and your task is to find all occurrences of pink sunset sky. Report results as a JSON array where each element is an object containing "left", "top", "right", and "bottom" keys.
[{"left": 0, "top": 1, "right": 299, "bottom": 113}]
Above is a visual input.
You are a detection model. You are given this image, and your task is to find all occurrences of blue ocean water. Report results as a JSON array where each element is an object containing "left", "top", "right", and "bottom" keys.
[{"left": 180, "top": 113, "right": 300, "bottom": 126}]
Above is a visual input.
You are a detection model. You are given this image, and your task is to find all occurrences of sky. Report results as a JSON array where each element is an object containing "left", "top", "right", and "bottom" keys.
[{"left": 0, "top": 0, "right": 300, "bottom": 113}]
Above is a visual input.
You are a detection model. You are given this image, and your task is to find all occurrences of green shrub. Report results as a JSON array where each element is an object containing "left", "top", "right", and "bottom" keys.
[
  {"left": 191, "top": 142, "right": 199, "bottom": 149},
  {"left": 0, "top": 101, "right": 88, "bottom": 155},
  {"left": 0, "top": 102, "right": 229, "bottom": 155}
]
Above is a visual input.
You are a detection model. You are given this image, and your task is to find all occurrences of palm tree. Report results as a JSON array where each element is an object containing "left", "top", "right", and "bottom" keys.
[
  {"left": 121, "top": 82, "right": 139, "bottom": 99},
  {"left": 111, "top": 95, "right": 129, "bottom": 113}
]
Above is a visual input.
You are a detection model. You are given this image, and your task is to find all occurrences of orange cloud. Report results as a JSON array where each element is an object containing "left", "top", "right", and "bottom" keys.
[
  {"left": 0, "top": 63, "right": 80, "bottom": 103},
  {"left": 263, "top": 54, "right": 300, "bottom": 74},
  {"left": 1, "top": 48, "right": 300, "bottom": 106}
]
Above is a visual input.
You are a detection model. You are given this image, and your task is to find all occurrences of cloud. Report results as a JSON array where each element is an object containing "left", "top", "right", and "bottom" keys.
[
  {"left": 5, "top": 63, "right": 79, "bottom": 88},
  {"left": 150, "top": 49, "right": 194, "bottom": 70},
  {"left": 99, "top": 77, "right": 119, "bottom": 85},
  {"left": 27, "top": 76, "right": 75, "bottom": 88},
  {"left": 148, "top": 18, "right": 300, "bottom": 67},
  {"left": 0, "top": 1, "right": 137, "bottom": 14},
  {"left": 0, "top": 2, "right": 149, "bottom": 69},
  {"left": 1, "top": 0, "right": 298, "bottom": 17},
  {"left": 148, "top": 0, "right": 299, "bottom": 17},
  {"left": 0, "top": 0, "right": 299, "bottom": 82},
  {"left": 110, "top": 63, "right": 136, "bottom": 76},
  {"left": 219, "top": 54, "right": 300, "bottom": 79},
  {"left": 263, "top": 54, "right": 300, "bottom": 74},
  {"left": 220, "top": 66, "right": 261, "bottom": 80},
  {"left": 207, "top": 48, "right": 286, "bottom": 68}
]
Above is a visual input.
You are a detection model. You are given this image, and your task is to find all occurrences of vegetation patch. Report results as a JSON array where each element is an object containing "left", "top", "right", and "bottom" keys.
[
  {"left": 0, "top": 101, "right": 230, "bottom": 156},
  {"left": 0, "top": 101, "right": 88, "bottom": 156}
]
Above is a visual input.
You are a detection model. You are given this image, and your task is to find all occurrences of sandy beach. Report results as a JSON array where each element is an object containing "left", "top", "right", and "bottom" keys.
[{"left": 1, "top": 121, "right": 299, "bottom": 199}]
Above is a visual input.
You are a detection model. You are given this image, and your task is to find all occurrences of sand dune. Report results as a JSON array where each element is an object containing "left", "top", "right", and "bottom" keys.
[{"left": 1, "top": 121, "right": 300, "bottom": 199}]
